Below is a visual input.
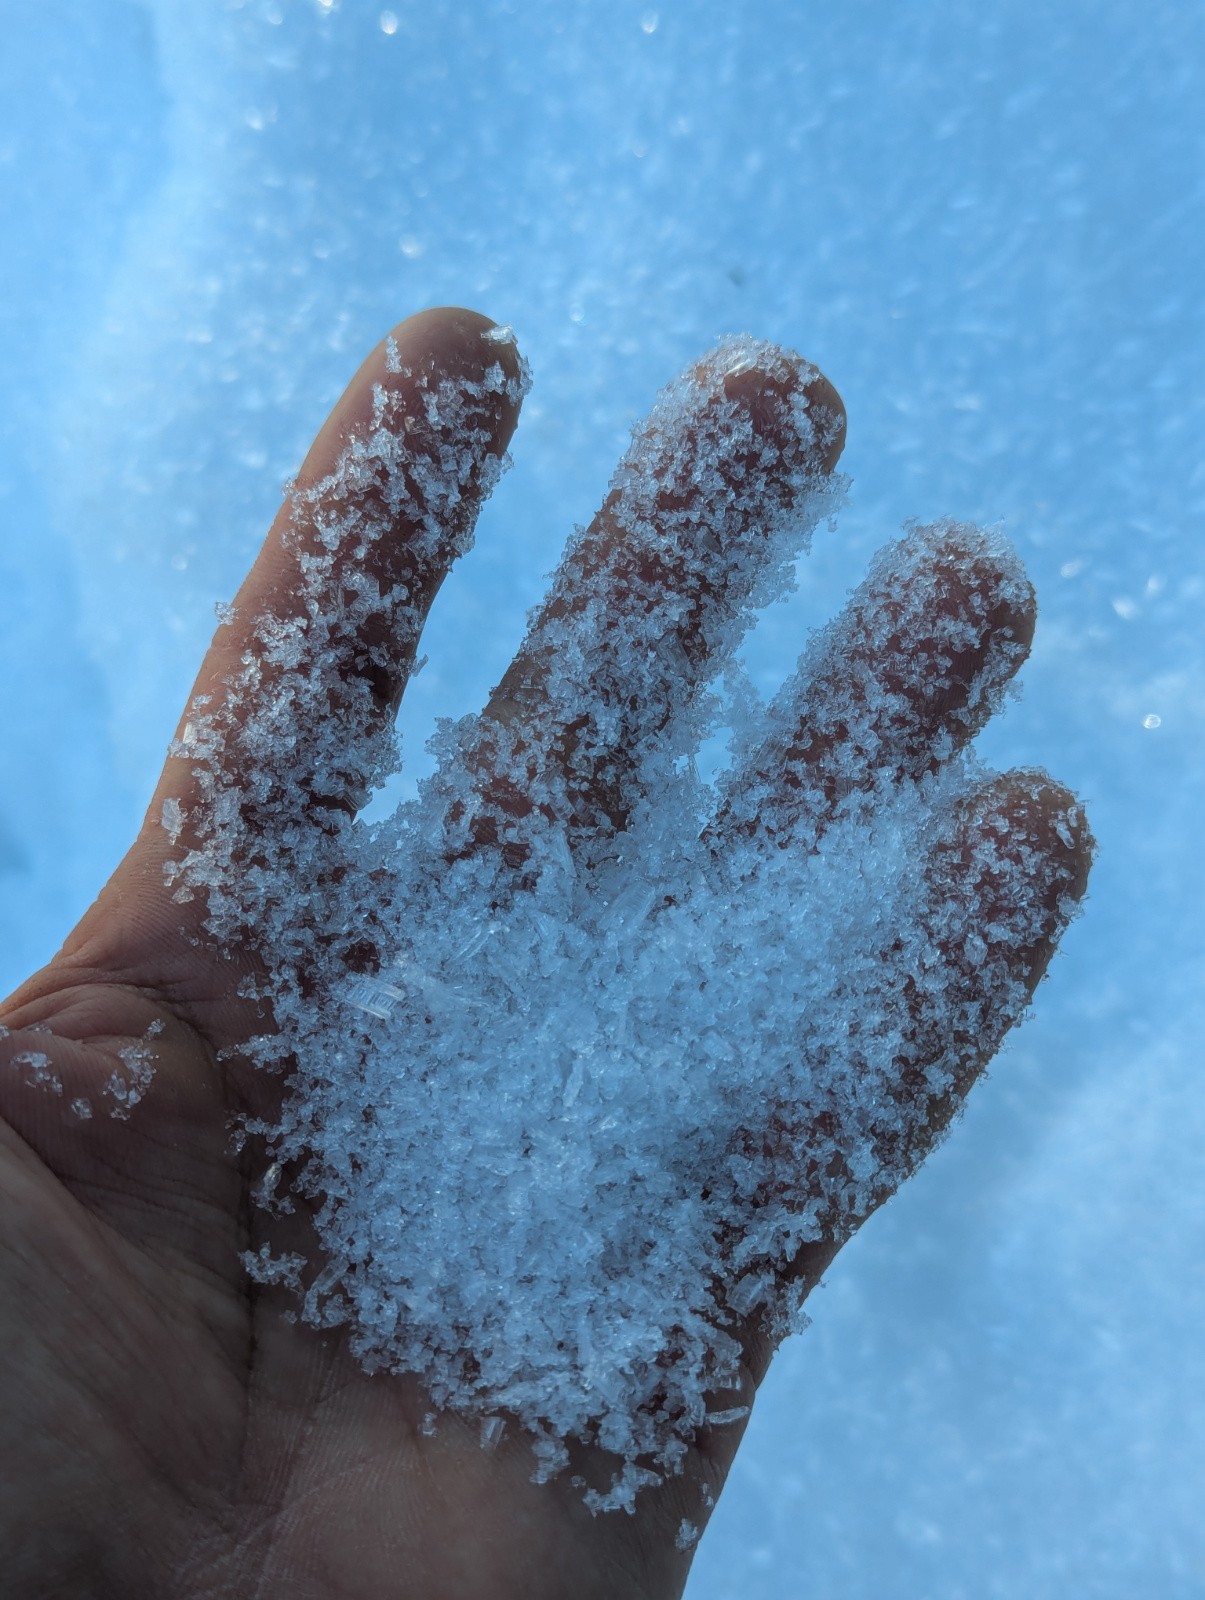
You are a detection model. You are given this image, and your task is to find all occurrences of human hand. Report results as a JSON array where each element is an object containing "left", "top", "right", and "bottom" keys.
[{"left": 0, "top": 308, "right": 1090, "bottom": 1599}]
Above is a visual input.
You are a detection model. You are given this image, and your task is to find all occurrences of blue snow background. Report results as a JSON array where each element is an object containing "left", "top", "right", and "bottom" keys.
[{"left": 1, "top": 1, "right": 1202, "bottom": 1593}]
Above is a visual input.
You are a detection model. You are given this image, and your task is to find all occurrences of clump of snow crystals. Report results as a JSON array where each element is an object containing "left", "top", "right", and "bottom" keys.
[{"left": 166, "top": 334, "right": 1077, "bottom": 1512}]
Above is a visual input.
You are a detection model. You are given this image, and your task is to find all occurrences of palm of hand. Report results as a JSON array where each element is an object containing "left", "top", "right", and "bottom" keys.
[{"left": 0, "top": 309, "right": 1089, "bottom": 1599}]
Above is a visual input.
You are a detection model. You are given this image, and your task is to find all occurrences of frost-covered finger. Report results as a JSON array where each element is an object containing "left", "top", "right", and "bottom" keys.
[
  {"left": 164, "top": 308, "right": 526, "bottom": 831},
  {"left": 436, "top": 338, "right": 846, "bottom": 867},
  {"left": 138, "top": 310, "right": 526, "bottom": 984},
  {"left": 716, "top": 521, "right": 1035, "bottom": 852},
  {"left": 719, "top": 766, "right": 1093, "bottom": 1349},
  {"left": 879, "top": 767, "right": 1093, "bottom": 1172}
]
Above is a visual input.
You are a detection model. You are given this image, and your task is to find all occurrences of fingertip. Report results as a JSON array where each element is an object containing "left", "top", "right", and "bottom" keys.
[
  {"left": 709, "top": 339, "right": 847, "bottom": 474},
  {"left": 989, "top": 768, "right": 1095, "bottom": 907},
  {"left": 936, "top": 769, "right": 1094, "bottom": 1010},
  {"left": 922, "top": 521, "right": 1038, "bottom": 659},
  {"left": 385, "top": 306, "right": 527, "bottom": 439},
  {"left": 297, "top": 307, "right": 526, "bottom": 491}
]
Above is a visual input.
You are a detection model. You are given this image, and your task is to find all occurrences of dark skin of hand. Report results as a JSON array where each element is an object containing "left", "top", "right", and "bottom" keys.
[{"left": 0, "top": 309, "right": 1090, "bottom": 1600}]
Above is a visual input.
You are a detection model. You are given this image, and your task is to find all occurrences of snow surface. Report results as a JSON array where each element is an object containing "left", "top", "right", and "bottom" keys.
[{"left": 1, "top": 0, "right": 1202, "bottom": 1591}]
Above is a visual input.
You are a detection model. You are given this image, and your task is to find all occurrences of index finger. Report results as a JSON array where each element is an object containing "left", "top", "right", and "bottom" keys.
[
  {"left": 166, "top": 306, "right": 526, "bottom": 829},
  {"left": 67, "top": 309, "right": 525, "bottom": 1012}
]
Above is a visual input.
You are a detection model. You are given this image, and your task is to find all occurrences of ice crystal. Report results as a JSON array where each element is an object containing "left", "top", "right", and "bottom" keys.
[{"left": 10, "top": 1050, "right": 61, "bottom": 1096}]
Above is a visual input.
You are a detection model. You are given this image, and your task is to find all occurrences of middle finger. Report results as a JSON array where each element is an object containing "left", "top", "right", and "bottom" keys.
[{"left": 437, "top": 338, "right": 847, "bottom": 869}]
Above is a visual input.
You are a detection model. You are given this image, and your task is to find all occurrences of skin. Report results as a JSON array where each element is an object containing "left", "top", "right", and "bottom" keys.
[{"left": 0, "top": 308, "right": 1091, "bottom": 1600}]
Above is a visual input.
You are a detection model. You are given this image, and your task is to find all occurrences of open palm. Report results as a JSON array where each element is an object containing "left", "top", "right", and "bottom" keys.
[{"left": 0, "top": 309, "right": 1089, "bottom": 1599}]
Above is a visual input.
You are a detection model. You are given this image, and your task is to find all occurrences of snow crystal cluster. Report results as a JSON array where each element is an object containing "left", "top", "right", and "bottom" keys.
[
  {"left": 4, "top": 1018, "right": 159, "bottom": 1121},
  {"left": 164, "top": 331, "right": 1081, "bottom": 1510}
]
